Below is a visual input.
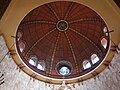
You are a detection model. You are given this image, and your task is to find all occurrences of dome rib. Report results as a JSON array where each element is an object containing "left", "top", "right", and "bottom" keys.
[
  {"left": 21, "top": 20, "right": 56, "bottom": 26},
  {"left": 47, "top": 4, "right": 60, "bottom": 20},
  {"left": 25, "top": 28, "right": 56, "bottom": 57},
  {"left": 64, "top": 2, "right": 73, "bottom": 20},
  {"left": 69, "top": 27, "right": 102, "bottom": 53},
  {"left": 64, "top": 31, "right": 79, "bottom": 73},
  {"left": 68, "top": 18, "right": 102, "bottom": 24},
  {"left": 49, "top": 32, "right": 61, "bottom": 74}
]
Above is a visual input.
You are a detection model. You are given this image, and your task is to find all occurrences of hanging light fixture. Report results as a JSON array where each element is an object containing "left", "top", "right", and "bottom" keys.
[{"left": 57, "top": 76, "right": 72, "bottom": 90}]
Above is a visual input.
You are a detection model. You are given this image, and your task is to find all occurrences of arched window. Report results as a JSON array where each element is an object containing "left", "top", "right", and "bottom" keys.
[
  {"left": 19, "top": 41, "right": 25, "bottom": 52},
  {"left": 37, "top": 61, "right": 45, "bottom": 71},
  {"left": 83, "top": 60, "right": 91, "bottom": 70},
  {"left": 91, "top": 54, "right": 99, "bottom": 64},
  {"left": 29, "top": 56, "right": 37, "bottom": 66},
  {"left": 17, "top": 31, "right": 22, "bottom": 41},
  {"left": 103, "top": 27, "right": 108, "bottom": 36},
  {"left": 101, "top": 38, "right": 107, "bottom": 49}
]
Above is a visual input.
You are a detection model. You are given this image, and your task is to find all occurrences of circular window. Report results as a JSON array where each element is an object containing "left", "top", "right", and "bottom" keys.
[
  {"left": 56, "top": 61, "right": 72, "bottom": 76},
  {"left": 57, "top": 20, "right": 68, "bottom": 31},
  {"left": 59, "top": 66, "right": 70, "bottom": 76}
]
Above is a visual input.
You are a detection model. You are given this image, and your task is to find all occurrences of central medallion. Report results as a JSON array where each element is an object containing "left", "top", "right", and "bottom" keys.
[{"left": 57, "top": 20, "right": 68, "bottom": 31}]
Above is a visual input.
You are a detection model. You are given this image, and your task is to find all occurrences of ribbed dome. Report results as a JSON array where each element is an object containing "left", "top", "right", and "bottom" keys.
[{"left": 16, "top": 1, "right": 110, "bottom": 79}]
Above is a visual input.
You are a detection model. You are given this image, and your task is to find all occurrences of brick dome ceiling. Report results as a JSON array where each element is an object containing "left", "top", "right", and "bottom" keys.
[{"left": 16, "top": 1, "right": 110, "bottom": 80}]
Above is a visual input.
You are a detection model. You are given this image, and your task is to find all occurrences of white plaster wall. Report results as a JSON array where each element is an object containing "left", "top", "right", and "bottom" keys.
[{"left": 0, "top": 35, "right": 120, "bottom": 90}]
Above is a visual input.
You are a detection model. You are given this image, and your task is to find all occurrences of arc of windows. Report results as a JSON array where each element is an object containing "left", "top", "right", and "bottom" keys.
[
  {"left": 28, "top": 55, "right": 46, "bottom": 71},
  {"left": 83, "top": 54, "right": 100, "bottom": 70}
]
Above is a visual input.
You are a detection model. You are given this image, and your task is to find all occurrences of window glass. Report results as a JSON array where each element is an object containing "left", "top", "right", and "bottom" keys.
[
  {"left": 101, "top": 38, "right": 107, "bottom": 49},
  {"left": 19, "top": 41, "right": 25, "bottom": 52},
  {"left": 17, "top": 31, "right": 22, "bottom": 41},
  {"left": 29, "top": 59, "right": 36, "bottom": 66},
  {"left": 59, "top": 66, "right": 70, "bottom": 76},
  {"left": 37, "top": 63, "right": 45, "bottom": 71},
  {"left": 83, "top": 60, "right": 91, "bottom": 69},
  {"left": 103, "top": 27, "right": 108, "bottom": 36},
  {"left": 29, "top": 56, "right": 37, "bottom": 66},
  {"left": 91, "top": 54, "right": 99, "bottom": 64}
]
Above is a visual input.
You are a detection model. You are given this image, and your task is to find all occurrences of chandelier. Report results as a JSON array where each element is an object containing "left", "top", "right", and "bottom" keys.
[
  {"left": 57, "top": 80, "right": 72, "bottom": 90},
  {"left": 57, "top": 77, "right": 72, "bottom": 90}
]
